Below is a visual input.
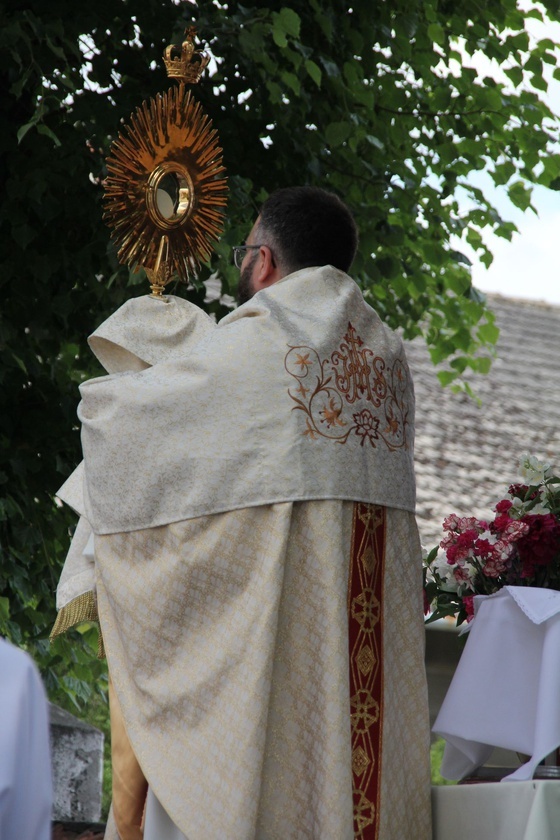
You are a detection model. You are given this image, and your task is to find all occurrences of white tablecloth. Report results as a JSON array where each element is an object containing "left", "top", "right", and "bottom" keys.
[
  {"left": 432, "top": 781, "right": 560, "bottom": 840},
  {"left": 433, "top": 587, "right": 560, "bottom": 781}
]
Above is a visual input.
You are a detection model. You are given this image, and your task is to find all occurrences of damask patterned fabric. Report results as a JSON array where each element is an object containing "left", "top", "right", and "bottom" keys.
[
  {"left": 53, "top": 270, "right": 430, "bottom": 838},
  {"left": 78, "top": 267, "right": 416, "bottom": 535},
  {"left": 97, "top": 501, "right": 431, "bottom": 840}
]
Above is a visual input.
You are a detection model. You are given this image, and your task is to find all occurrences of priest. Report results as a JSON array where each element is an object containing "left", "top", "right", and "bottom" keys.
[{"left": 54, "top": 186, "right": 431, "bottom": 840}]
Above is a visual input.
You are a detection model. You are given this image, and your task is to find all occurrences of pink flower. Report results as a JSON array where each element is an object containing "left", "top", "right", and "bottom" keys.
[
  {"left": 458, "top": 517, "right": 483, "bottom": 531},
  {"left": 442, "top": 514, "right": 484, "bottom": 534},
  {"left": 442, "top": 514, "right": 461, "bottom": 532},
  {"left": 482, "top": 557, "right": 507, "bottom": 578}
]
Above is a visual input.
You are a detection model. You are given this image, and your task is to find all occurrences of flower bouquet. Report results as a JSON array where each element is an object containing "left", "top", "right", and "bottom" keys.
[{"left": 424, "top": 454, "right": 560, "bottom": 626}]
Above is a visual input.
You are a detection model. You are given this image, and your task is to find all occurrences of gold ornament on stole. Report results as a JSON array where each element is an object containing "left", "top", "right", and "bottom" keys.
[{"left": 103, "top": 27, "right": 228, "bottom": 296}]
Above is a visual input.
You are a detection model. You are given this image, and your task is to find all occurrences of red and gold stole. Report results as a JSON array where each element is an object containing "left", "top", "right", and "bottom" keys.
[{"left": 348, "top": 503, "right": 385, "bottom": 839}]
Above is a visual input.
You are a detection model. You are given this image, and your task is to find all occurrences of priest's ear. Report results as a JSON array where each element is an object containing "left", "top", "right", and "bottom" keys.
[{"left": 252, "top": 245, "right": 283, "bottom": 291}]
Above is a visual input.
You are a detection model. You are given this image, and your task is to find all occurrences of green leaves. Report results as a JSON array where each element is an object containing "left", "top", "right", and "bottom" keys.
[
  {"left": 305, "top": 59, "right": 322, "bottom": 87},
  {"left": 427, "top": 22, "right": 445, "bottom": 46},
  {"left": 0, "top": 596, "right": 10, "bottom": 625},
  {"left": 326, "top": 121, "right": 351, "bottom": 147},
  {"left": 272, "top": 8, "right": 301, "bottom": 47},
  {"left": 508, "top": 181, "right": 533, "bottom": 211}
]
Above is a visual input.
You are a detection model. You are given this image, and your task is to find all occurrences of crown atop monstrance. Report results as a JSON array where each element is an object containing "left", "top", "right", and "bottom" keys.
[{"left": 163, "top": 27, "right": 210, "bottom": 83}]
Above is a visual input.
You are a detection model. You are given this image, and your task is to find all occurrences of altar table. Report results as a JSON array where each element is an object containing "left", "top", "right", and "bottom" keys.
[{"left": 432, "top": 781, "right": 560, "bottom": 840}]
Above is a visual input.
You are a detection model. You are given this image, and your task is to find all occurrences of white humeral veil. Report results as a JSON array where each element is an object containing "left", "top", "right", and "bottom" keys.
[
  {"left": 54, "top": 294, "right": 215, "bottom": 615},
  {"left": 77, "top": 267, "right": 416, "bottom": 534}
]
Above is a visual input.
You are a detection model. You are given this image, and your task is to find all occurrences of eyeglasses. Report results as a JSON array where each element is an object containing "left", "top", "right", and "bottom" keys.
[{"left": 232, "top": 245, "right": 261, "bottom": 269}]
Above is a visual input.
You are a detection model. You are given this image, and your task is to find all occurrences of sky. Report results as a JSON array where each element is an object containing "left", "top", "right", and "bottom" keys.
[
  {"left": 461, "top": 6, "right": 560, "bottom": 306},
  {"left": 469, "top": 185, "right": 560, "bottom": 306}
]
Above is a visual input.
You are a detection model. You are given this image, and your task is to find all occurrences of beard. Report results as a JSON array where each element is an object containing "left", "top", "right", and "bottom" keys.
[{"left": 237, "top": 251, "right": 258, "bottom": 305}]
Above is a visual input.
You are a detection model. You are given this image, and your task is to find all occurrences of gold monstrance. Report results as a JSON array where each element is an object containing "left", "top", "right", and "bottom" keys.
[{"left": 103, "top": 27, "right": 228, "bottom": 296}]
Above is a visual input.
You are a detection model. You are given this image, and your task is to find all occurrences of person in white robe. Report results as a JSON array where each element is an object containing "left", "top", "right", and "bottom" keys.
[
  {"left": 53, "top": 186, "right": 431, "bottom": 840},
  {"left": 0, "top": 638, "right": 52, "bottom": 840}
]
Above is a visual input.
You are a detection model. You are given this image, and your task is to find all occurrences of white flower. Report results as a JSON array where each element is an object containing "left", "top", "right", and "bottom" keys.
[
  {"left": 519, "top": 453, "right": 551, "bottom": 486},
  {"left": 203, "top": 272, "right": 222, "bottom": 303},
  {"left": 203, "top": 274, "right": 237, "bottom": 310},
  {"left": 530, "top": 486, "right": 552, "bottom": 515},
  {"left": 219, "top": 293, "right": 237, "bottom": 310},
  {"left": 431, "top": 556, "right": 460, "bottom": 593}
]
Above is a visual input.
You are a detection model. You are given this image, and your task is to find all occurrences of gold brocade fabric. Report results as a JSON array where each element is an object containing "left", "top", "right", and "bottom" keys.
[{"left": 95, "top": 500, "right": 431, "bottom": 840}]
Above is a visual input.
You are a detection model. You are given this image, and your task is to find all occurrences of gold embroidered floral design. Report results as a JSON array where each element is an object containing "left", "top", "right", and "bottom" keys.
[
  {"left": 320, "top": 397, "right": 347, "bottom": 429},
  {"left": 353, "top": 410, "right": 379, "bottom": 447},
  {"left": 285, "top": 322, "right": 410, "bottom": 449},
  {"left": 294, "top": 352, "right": 312, "bottom": 371}
]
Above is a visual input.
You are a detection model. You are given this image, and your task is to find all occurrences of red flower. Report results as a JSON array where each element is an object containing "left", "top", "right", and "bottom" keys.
[
  {"left": 463, "top": 596, "right": 475, "bottom": 622},
  {"left": 517, "top": 514, "right": 560, "bottom": 571},
  {"left": 473, "top": 538, "right": 495, "bottom": 559},
  {"left": 493, "top": 513, "right": 512, "bottom": 534},
  {"left": 495, "top": 499, "right": 513, "bottom": 514},
  {"left": 444, "top": 529, "right": 479, "bottom": 563},
  {"left": 492, "top": 514, "right": 529, "bottom": 542}
]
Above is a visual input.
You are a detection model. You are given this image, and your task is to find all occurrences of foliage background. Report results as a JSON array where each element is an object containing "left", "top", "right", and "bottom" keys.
[{"left": 1, "top": 0, "right": 560, "bottom": 717}]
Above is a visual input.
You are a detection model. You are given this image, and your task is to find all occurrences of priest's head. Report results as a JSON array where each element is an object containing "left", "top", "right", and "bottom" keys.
[{"left": 236, "top": 186, "right": 358, "bottom": 305}]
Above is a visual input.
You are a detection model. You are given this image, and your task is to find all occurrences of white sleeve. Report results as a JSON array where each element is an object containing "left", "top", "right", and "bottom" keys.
[{"left": 0, "top": 640, "right": 52, "bottom": 840}]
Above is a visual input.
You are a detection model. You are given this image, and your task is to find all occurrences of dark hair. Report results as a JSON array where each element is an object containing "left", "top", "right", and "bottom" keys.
[{"left": 258, "top": 186, "right": 358, "bottom": 274}]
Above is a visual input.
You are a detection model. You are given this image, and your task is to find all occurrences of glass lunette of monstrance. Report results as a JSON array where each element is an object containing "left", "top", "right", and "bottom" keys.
[{"left": 103, "top": 27, "right": 228, "bottom": 297}]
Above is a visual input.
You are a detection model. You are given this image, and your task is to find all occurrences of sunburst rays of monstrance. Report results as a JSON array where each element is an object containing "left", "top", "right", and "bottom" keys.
[{"left": 103, "top": 28, "right": 228, "bottom": 295}]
